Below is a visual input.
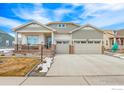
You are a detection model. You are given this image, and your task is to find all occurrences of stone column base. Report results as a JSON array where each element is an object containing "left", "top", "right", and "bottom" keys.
[
  {"left": 38, "top": 44, "right": 44, "bottom": 50},
  {"left": 14, "top": 44, "right": 18, "bottom": 52},
  {"left": 51, "top": 44, "right": 56, "bottom": 55},
  {"left": 102, "top": 46, "right": 105, "bottom": 54},
  {"left": 51, "top": 44, "right": 56, "bottom": 50},
  {"left": 69, "top": 45, "right": 74, "bottom": 54}
]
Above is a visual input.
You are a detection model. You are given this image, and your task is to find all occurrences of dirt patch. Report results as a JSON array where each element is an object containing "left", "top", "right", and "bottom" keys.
[{"left": 0, "top": 57, "right": 40, "bottom": 76}]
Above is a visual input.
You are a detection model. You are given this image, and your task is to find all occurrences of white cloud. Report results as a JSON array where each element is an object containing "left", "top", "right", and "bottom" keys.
[
  {"left": 75, "top": 3, "right": 124, "bottom": 28},
  {"left": 80, "top": 3, "right": 124, "bottom": 19},
  {"left": 12, "top": 4, "right": 51, "bottom": 23},
  {"left": 12, "top": 3, "right": 76, "bottom": 22},
  {"left": 0, "top": 16, "right": 22, "bottom": 28},
  {"left": 53, "top": 8, "right": 73, "bottom": 21}
]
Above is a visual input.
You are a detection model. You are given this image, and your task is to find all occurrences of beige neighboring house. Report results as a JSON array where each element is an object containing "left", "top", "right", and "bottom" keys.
[
  {"left": 103, "top": 30, "right": 115, "bottom": 50},
  {"left": 13, "top": 20, "right": 121, "bottom": 54},
  {"left": 115, "top": 29, "right": 124, "bottom": 49}
]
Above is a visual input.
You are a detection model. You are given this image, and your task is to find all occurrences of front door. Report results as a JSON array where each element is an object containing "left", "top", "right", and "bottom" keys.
[{"left": 45, "top": 36, "right": 51, "bottom": 49}]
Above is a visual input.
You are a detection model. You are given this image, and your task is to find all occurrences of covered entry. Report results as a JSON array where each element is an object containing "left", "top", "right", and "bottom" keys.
[
  {"left": 56, "top": 40, "right": 69, "bottom": 54},
  {"left": 73, "top": 39, "right": 102, "bottom": 54}
]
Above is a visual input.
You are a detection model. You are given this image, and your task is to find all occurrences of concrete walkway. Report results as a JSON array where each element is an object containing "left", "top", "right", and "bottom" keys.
[{"left": 1, "top": 54, "right": 124, "bottom": 85}]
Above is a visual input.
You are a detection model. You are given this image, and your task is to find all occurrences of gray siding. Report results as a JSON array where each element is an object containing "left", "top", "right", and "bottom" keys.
[
  {"left": 16, "top": 23, "right": 51, "bottom": 32},
  {"left": 47, "top": 23, "right": 80, "bottom": 31},
  {"left": 0, "top": 32, "right": 14, "bottom": 48},
  {"left": 72, "top": 27, "right": 103, "bottom": 39}
]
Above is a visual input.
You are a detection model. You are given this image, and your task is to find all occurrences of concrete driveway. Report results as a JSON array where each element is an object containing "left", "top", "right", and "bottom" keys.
[
  {"left": 36, "top": 54, "right": 124, "bottom": 85},
  {"left": 47, "top": 54, "right": 124, "bottom": 76}
]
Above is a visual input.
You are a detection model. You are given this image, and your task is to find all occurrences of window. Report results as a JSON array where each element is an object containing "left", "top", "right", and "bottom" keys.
[
  {"left": 88, "top": 41, "right": 93, "bottom": 44},
  {"left": 120, "top": 39, "right": 123, "bottom": 45},
  {"left": 58, "top": 24, "right": 66, "bottom": 28},
  {"left": 81, "top": 41, "right": 86, "bottom": 44},
  {"left": 63, "top": 41, "right": 69, "bottom": 44},
  {"left": 62, "top": 24, "right": 65, "bottom": 27},
  {"left": 0, "top": 37, "right": 2, "bottom": 44},
  {"left": 57, "top": 41, "right": 62, "bottom": 44},
  {"left": 94, "top": 41, "right": 101, "bottom": 44},
  {"left": 112, "top": 39, "right": 114, "bottom": 45},
  {"left": 58, "top": 24, "right": 61, "bottom": 27},
  {"left": 74, "top": 41, "right": 80, "bottom": 44},
  {"left": 27, "top": 35, "right": 39, "bottom": 45},
  {"left": 106, "top": 40, "right": 108, "bottom": 46},
  {"left": 6, "top": 40, "right": 9, "bottom": 46}
]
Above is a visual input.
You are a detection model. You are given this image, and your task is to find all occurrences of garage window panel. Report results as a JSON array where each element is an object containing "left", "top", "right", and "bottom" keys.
[
  {"left": 81, "top": 41, "right": 86, "bottom": 44},
  {"left": 94, "top": 41, "right": 101, "bottom": 44},
  {"left": 57, "top": 41, "right": 62, "bottom": 44},
  {"left": 88, "top": 41, "right": 93, "bottom": 44},
  {"left": 74, "top": 41, "right": 80, "bottom": 44},
  {"left": 63, "top": 41, "right": 69, "bottom": 44}
]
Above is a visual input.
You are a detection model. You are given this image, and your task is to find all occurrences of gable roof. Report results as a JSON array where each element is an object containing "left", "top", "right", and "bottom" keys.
[
  {"left": 0, "top": 30, "right": 14, "bottom": 40},
  {"left": 70, "top": 24, "right": 104, "bottom": 33},
  {"left": 0, "top": 30, "right": 6, "bottom": 34},
  {"left": 104, "top": 30, "right": 114, "bottom": 35},
  {"left": 46, "top": 22, "right": 80, "bottom": 27},
  {"left": 115, "top": 29, "right": 124, "bottom": 37},
  {"left": 12, "top": 20, "right": 56, "bottom": 32}
]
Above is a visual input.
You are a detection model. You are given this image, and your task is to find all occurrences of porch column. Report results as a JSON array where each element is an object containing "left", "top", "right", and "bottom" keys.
[
  {"left": 123, "top": 38, "right": 124, "bottom": 46},
  {"left": 51, "top": 32, "right": 56, "bottom": 54},
  {"left": 15, "top": 32, "right": 18, "bottom": 51},
  {"left": 51, "top": 32, "right": 54, "bottom": 44}
]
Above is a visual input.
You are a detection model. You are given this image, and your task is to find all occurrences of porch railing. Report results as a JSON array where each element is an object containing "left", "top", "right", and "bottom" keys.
[{"left": 14, "top": 44, "right": 55, "bottom": 56}]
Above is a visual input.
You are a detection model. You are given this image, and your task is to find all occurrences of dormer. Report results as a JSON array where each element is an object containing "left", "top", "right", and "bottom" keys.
[{"left": 57, "top": 24, "right": 66, "bottom": 28}]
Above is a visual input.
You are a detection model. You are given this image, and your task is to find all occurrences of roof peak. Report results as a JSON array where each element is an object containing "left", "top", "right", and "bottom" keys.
[
  {"left": 46, "top": 21, "right": 80, "bottom": 26},
  {"left": 0, "top": 30, "right": 7, "bottom": 34}
]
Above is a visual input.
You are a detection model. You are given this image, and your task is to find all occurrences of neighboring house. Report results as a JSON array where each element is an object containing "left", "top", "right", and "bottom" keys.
[
  {"left": 12, "top": 20, "right": 124, "bottom": 54},
  {"left": 114, "top": 29, "right": 124, "bottom": 49},
  {"left": 103, "top": 29, "right": 124, "bottom": 50},
  {"left": 0, "top": 30, "right": 14, "bottom": 48},
  {"left": 103, "top": 30, "right": 115, "bottom": 50}
]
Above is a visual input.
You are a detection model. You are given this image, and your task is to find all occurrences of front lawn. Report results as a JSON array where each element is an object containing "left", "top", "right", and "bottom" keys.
[{"left": 0, "top": 57, "right": 40, "bottom": 76}]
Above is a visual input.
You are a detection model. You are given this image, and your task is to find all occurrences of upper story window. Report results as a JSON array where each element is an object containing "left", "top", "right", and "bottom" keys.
[{"left": 58, "top": 24, "right": 66, "bottom": 28}]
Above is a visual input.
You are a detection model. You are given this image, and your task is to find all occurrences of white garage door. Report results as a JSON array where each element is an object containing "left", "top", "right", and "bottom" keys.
[
  {"left": 74, "top": 40, "right": 102, "bottom": 54},
  {"left": 56, "top": 41, "right": 69, "bottom": 54}
]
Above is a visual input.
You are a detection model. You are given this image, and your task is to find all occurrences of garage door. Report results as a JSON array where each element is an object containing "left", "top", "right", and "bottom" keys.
[
  {"left": 56, "top": 41, "right": 69, "bottom": 54},
  {"left": 74, "top": 40, "right": 102, "bottom": 54}
]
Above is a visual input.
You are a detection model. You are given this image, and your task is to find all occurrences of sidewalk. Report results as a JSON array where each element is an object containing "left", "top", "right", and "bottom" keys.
[
  {"left": 1, "top": 76, "right": 124, "bottom": 85},
  {"left": 0, "top": 77, "right": 88, "bottom": 85}
]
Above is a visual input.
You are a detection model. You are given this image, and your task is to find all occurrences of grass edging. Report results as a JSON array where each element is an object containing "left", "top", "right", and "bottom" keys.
[{"left": 25, "top": 59, "right": 42, "bottom": 77}]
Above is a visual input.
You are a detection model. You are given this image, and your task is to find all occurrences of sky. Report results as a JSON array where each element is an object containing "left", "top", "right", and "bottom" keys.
[{"left": 0, "top": 3, "right": 124, "bottom": 37}]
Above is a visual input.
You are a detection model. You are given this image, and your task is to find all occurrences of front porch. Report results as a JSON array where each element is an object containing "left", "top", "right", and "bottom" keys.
[
  {"left": 109, "top": 37, "right": 124, "bottom": 49},
  {"left": 106, "top": 37, "right": 124, "bottom": 53},
  {"left": 14, "top": 32, "right": 56, "bottom": 56}
]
